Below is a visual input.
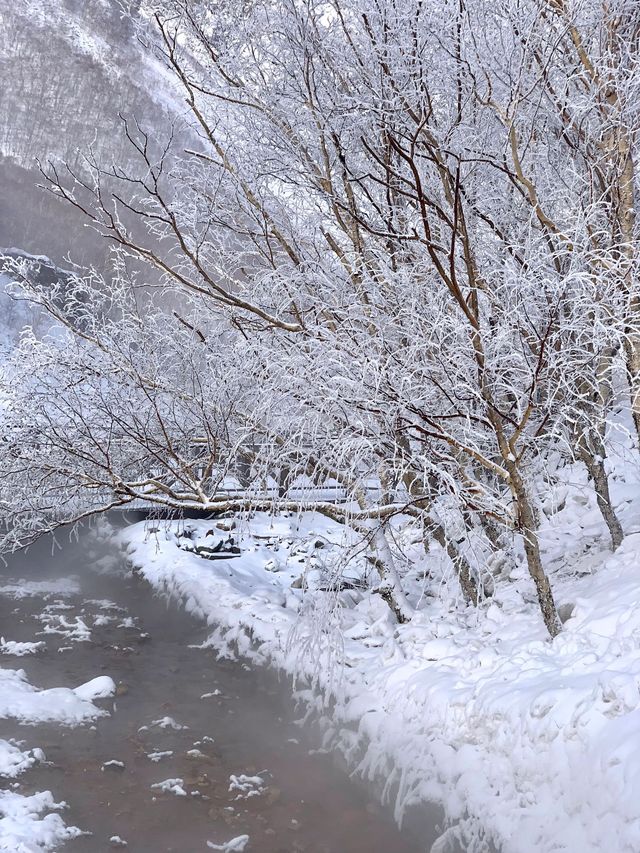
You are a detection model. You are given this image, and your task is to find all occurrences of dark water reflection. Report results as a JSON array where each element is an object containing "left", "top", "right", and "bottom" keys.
[{"left": 0, "top": 531, "right": 440, "bottom": 852}]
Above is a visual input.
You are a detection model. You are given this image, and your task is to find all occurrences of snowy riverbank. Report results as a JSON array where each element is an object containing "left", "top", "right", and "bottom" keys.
[{"left": 119, "top": 456, "right": 640, "bottom": 853}]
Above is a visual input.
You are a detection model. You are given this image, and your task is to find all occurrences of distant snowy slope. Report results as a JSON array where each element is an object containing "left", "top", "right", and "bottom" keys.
[
  {"left": 0, "top": 0, "right": 183, "bottom": 266},
  {"left": 0, "top": 0, "right": 181, "bottom": 170}
]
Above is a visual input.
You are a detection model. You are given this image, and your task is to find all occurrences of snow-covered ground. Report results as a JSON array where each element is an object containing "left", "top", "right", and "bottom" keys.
[
  {"left": 0, "top": 580, "right": 116, "bottom": 852},
  {"left": 119, "top": 442, "right": 640, "bottom": 853}
]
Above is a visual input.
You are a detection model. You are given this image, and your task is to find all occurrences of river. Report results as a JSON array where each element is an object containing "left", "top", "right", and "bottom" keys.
[{"left": 0, "top": 526, "right": 436, "bottom": 852}]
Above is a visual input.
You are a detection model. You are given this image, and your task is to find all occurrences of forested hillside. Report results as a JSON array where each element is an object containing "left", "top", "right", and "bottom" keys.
[{"left": 0, "top": 0, "right": 175, "bottom": 263}]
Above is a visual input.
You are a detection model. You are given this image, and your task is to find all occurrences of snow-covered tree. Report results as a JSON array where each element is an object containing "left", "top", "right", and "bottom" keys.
[{"left": 1, "top": 0, "right": 638, "bottom": 637}]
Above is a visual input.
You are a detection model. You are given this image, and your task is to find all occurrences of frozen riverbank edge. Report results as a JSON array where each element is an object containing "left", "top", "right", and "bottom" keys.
[{"left": 118, "top": 470, "right": 640, "bottom": 853}]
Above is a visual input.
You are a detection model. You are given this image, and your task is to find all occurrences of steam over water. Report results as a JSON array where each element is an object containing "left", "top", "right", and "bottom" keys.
[{"left": 0, "top": 527, "right": 428, "bottom": 852}]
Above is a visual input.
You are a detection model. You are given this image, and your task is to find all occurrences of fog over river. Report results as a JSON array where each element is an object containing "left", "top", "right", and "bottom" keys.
[{"left": 0, "top": 526, "right": 433, "bottom": 851}]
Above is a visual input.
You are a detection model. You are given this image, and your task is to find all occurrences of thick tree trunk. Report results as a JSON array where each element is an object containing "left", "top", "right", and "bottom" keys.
[{"left": 508, "top": 465, "right": 562, "bottom": 638}]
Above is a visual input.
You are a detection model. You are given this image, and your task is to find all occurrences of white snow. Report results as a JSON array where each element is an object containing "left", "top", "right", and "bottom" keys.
[
  {"left": 0, "top": 663, "right": 108, "bottom": 846},
  {"left": 74, "top": 676, "right": 116, "bottom": 701},
  {"left": 84, "top": 599, "right": 120, "bottom": 610},
  {"left": 0, "top": 591, "right": 115, "bottom": 853},
  {"left": 147, "top": 751, "right": 173, "bottom": 762},
  {"left": 37, "top": 611, "right": 90, "bottom": 644},
  {"left": 0, "top": 724, "right": 84, "bottom": 851},
  {"left": 206, "top": 835, "right": 250, "bottom": 852},
  {"left": 119, "top": 466, "right": 640, "bottom": 853},
  {"left": 0, "top": 790, "right": 82, "bottom": 852},
  {"left": 0, "top": 640, "right": 45, "bottom": 657},
  {"left": 228, "top": 774, "right": 265, "bottom": 800},
  {"left": 101, "top": 760, "right": 124, "bottom": 772},
  {"left": 0, "top": 579, "right": 80, "bottom": 600},
  {"left": 0, "top": 669, "right": 113, "bottom": 725},
  {"left": 145, "top": 716, "right": 187, "bottom": 731},
  {"left": 0, "top": 741, "right": 38, "bottom": 779},
  {"left": 150, "top": 778, "right": 187, "bottom": 797}
]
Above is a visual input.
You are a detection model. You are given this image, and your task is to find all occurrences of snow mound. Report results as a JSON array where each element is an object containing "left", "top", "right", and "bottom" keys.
[
  {"left": 0, "top": 668, "right": 112, "bottom": 725},
  {"left": 0, "top": 640, "right": 45, "bottom": 657},
  {"left": 73, "top": 676, "right": 116, "bottom": 701},
  {"left": 0, "top": 740, "right": 38, "bottom": 779},
  {"left": 0, "top": 789, "right": 82, "bottom": 852}
]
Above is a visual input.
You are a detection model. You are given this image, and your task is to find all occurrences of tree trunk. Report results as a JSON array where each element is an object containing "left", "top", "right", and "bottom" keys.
[
  {"left": 508, "top": 464, "right": 562, "bottom": 637},
  {"left": 624, "top": 333, "right": 640, "bottom": 447},
  {"left": 394, "top": 433, "right": 479, "bottom": 605},
  {"left": 277, "top": 464, "right": 291, "bottom": 498},
  {"left": 431, "top": 524, "right": 479, "bottom": 606},
  {"left": 619, "top": 152, "right": 640, "bottom": 445},
  {"left": 368, "top": 526, "right": 413, "bottom": 624},
  {"left": 350, "top": 473, "right": 413, "bottom": 623},
  {"left": 571, "top": 336, "right": 623, "bottom": 550},
  {"left": 610, "top": 82, "right": 638, "bottom": 445},
  {"left": 578, "top": 441, "right": 624, "bottom": 551}
]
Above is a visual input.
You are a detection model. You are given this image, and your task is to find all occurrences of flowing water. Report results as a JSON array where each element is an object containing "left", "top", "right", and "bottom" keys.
[{"left": 0, "top": 529, "right": 438, "bottom": 853}]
